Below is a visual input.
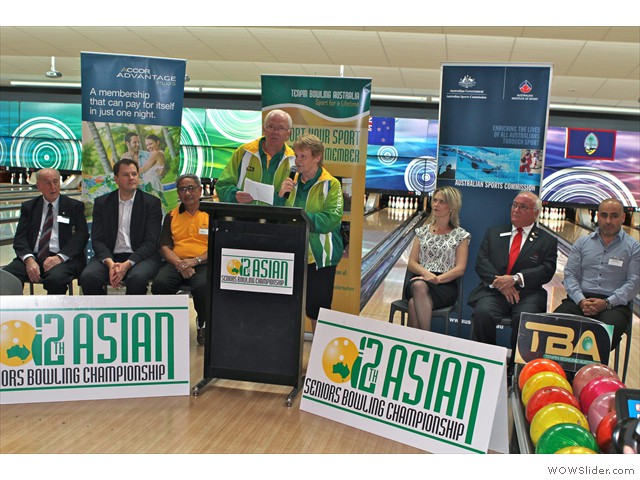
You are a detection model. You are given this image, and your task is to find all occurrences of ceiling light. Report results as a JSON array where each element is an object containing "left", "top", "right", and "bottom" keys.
[{"left": 45, "top": 56, "right": 62, "bottom": 79}]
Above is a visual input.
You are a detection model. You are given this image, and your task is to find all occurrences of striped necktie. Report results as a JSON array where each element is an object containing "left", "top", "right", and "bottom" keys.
[{"left": 37, "top": 203, "right": 53, "bottom": 263}]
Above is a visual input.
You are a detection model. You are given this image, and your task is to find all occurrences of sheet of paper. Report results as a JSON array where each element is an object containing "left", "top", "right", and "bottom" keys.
[{"left": 244, "top": 178, "right": 274, "bottom": 205}]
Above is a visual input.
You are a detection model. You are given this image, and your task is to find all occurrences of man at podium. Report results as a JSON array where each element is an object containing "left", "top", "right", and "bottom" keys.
[
  {"left": 276, "top": 134, "right": 344, "bottom": 331},
  {"left": 216, "top": 109, "right": 295, "bottom": 206}
]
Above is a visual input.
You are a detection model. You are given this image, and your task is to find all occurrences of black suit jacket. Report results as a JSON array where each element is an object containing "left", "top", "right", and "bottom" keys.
[
  {"left": 468, "top": 223, "right": 558, "bottom": 306},
  {"left": 12, "top": 194, "right": 89, "bottom": 268},
  {"left": 91, "top": 189, "right": 162, "bottom": 264}
]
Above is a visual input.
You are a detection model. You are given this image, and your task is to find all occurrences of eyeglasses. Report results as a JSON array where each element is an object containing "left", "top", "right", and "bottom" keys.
[
  {"left": 265, "top": 124, "right": 290, "bottom": 133},
  {"left": 511, "top": 202, "right": 533, "bottom": 211},
  {"left": 178, "top": 185, "right": 199, "bottom": 193}
]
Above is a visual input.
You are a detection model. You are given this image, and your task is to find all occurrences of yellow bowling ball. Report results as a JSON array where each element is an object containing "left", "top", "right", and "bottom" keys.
[
  {"left": 555, "top": 446, "right": 598, "bottom": 454},
  {"left": 530, "top": 403, "right": 589, "bottom": 446},
  {"left": 522, "top": 371, "right": 573, "bottom": 406}
]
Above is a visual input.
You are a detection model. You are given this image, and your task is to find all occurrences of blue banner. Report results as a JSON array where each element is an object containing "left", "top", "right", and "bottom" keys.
[
  {"left": 81, "top": 52, "right": 185, "bottom": 126},
  {"left": 80, "top": 52, "right": 186, "bottom": 215},
  {"left": 437, "top": 64, "right": 552, "bottom": 337}
]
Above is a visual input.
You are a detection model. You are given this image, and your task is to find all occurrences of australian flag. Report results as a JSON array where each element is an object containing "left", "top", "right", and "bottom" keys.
[
  {"left": 566, "top": 128, "right": 617, "bottom": 161},
  {"left": 368, "top": 116, "right": 395, "bottom": 145}
]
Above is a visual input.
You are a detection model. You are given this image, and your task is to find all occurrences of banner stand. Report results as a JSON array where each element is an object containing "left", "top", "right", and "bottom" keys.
[{"left": 193, "top": 202, "right": 309, "bottom": 406}]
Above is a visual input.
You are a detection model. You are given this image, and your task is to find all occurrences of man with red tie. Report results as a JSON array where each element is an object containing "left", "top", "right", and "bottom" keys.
[
  {"left": 2, "top": 168, "right": 88, "bottom": 294},
  {"left": 468, "top": 191, "right": 558, "bottom": 361}
]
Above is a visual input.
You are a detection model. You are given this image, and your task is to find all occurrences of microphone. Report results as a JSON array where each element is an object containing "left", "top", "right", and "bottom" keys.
[{"left": 284, "top": 165, "right": 297, "bottom": 199}]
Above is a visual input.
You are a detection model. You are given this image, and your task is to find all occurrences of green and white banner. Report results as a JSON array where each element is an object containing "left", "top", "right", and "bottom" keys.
[
  {"left": 220, "top": 248, "right": 295, "bottom": 295},
  {"left": 0, "top": 295, "right": 190, "bottom": 404},
  {"left": 261, "top": 75, "right": 371, "bottom": 316},
  {"left": 301, "top": 309, "right": 509, "bottom": 454}
]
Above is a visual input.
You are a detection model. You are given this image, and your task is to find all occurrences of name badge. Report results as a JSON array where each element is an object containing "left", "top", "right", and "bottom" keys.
[
  {"left": 499, "top": 232, "right": 511, "bottom": 237},
  {"left": 57, "top": 215, "right": 70, "bottom": 224},
  {"left": 608, "top": 257, "right": 623, "bottom": 267},
  {"left": 199, "top": 228, "right": 209, "bottom": 235}
]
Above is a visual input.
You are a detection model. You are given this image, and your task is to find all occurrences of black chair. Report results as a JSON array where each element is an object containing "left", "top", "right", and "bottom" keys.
[
  {"left": 613, "top": 303, "right": 633, "bottom": 384},
  {"left": 388, "top": 269, "right": 464, "bottom": 336},
  {"left": 0, "top": 269, "right": 24, "bottom": 295},
  {"left": 29, "top": 280, "right": 74, "bottom": 295}
]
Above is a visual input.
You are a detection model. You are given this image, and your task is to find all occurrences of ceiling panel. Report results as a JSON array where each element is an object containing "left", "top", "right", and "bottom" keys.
[{"left": 0, "top": 25, "right": 638, "bottom": 113}]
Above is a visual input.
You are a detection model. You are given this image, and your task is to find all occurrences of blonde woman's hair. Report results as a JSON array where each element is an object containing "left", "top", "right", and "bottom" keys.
[{"left": 426, "top": 186, "right": 462, "bottom": 228}]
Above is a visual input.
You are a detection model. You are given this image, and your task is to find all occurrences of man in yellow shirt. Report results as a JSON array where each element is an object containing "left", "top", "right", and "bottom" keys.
[{"left": 152, "top": 174, "right": 209, "bottom": 344}]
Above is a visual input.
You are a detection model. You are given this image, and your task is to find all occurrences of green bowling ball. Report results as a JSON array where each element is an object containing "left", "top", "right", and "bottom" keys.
[{"left": 536, "top": 423, "right": 600, "bottom": 454}]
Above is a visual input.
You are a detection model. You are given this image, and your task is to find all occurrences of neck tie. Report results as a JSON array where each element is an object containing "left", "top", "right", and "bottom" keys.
[
  {"left": 506, "top": 227, "right": 523, "bottom": 274},
  {"left": 37, "top": 203, "right": 53, "bottom": 263}
]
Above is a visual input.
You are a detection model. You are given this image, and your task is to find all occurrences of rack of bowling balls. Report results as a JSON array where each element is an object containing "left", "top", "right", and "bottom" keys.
[{"left": 515, "top": 358, "right": 633, "bottom": 454}]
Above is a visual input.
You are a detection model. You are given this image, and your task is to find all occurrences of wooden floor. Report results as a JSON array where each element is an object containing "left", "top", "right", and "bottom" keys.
[
  {"left": 2, "top": 247, "right": 637, "bottom": 456},
  {"left": 2, "top": 202, "right": 639, "bottom": 458}
]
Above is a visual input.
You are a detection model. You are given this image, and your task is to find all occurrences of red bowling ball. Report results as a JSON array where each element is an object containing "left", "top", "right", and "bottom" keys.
[
  {"left": 572, "top": 363, "right": 620, "bottom": 400},
  {"left": 586, "top": 390, "right": 617, "bottom": 434},
  {"left": 526, "top": 386, "right": 580, "bottom": 423},
  {"left": 519, "top": 358, "right": 567, "bottom": 390},
  {"left": 595, "top": 410, "right": 617, "bottom": 453},
  {"left": 579, "top": 376, "right": 625, "bottom": 413}
]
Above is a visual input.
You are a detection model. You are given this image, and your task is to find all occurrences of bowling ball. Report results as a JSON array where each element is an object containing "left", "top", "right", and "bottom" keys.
[
  {"left": 555, "top": 446, "right": 598, "bottom": 454},
  {"left": 595, "top": 410, "right": 617, "bottom": 453},
  {"left": 572, "top": 363, "right": 620, "bottom": 400},
  {"left": 579, "top": 377, "right": 625, "bottom": 413},
  {"left": 586, "top": 390, "right": 617, "bottom": 434},
  {"left": 530, "top": 403, "right": 589, "bottom": 446},
  {"left": 519, "top": 358, "right": 566, "bottom": 390},
  {"left": 536, "top": 423, "right": 599, "bottom": 454},
  {"left": 522, "top": 371, "right": 573, "bottom": 406},
  {"left": 526, "top": 386, "right": 580, "bottom": 423}
]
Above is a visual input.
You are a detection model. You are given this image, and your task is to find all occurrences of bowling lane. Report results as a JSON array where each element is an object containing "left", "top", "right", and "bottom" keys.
[
  {"left": 362, "top": 205, "right": 419, "bottom": 258},
  {"left": 540, "top": 218, "right": 640, "bottom": 245}
]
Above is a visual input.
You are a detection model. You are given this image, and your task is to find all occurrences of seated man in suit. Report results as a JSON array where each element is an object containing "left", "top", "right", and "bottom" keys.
[
  {"left": 554, "top": 198, "right": 639, "bottom": 350},
  {"left": 151, "top": 174, "right": 209, "bottom": 345},
  {"left": 79, "top": 159, "right": 162, "bottom": 295},
  {"left": 3, "top": 168, "right": 88, "bottom": 294},
  {"left": 468, "top": 191, "right": 558, "bottom": 364}
]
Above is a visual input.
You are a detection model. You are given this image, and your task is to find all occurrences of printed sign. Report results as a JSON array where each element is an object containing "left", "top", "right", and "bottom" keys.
[
  {"left": 220, "top": 248, "right": 295, "bottom": 295},
  {"left": 301, "top": 309, "right": 509, "bottom": 454},
  {"left": 515, "top": 312, "right": 613, "bottom": 371},
  {"left": 0, "top": 295, "right": 190, "bottom": 404}
]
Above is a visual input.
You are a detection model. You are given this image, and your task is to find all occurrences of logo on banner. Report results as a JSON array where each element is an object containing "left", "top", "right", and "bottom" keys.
[
  {"left": 220, "top": 248, "right": 294, "bottom": 295},
  {"left": 515, "top": 313, "right": 613, "bottom": 372},
  {"left": 115, "top": 66, "right": 178, "bottom": 86},
  {"left": 519, "top": 80, "right": 533, "bottom": 93},
  {"left": 583, "top": 132, "right": 599, "bottom": 155},
  {"left": 458, "top": 75, "right": 476, "bottom": 88}
]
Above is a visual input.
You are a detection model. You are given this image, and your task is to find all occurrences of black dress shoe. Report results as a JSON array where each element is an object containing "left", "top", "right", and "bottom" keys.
[{"left": 197, "top": 325, "right": 205, "bottom": 346}]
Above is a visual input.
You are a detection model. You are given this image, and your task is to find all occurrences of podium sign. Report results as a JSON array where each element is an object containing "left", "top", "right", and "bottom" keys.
[
  {"left": 301, "top": 309, "right": 509, "bottom": 454},
  {"left": 197, "top": 202, "right": 309, "bottom": 398},
  {"left": 515, "top": 312, "right": 613, "bottom": 372}
]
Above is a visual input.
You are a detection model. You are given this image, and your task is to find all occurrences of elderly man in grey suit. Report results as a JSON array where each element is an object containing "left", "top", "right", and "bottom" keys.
[{"left": 3, "top": 168, "right": 88, "bottom": 294}]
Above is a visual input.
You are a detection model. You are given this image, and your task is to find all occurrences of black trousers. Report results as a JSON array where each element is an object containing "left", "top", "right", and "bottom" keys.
[
  {"left": 3, "top": 255, "right": 81, "bottom": 294},
  {"left": 152, "top": 263, "right": 208, "bottom": 327},
  {"left": 554, "top": 293, "right": 630, "bottom": 350}
]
